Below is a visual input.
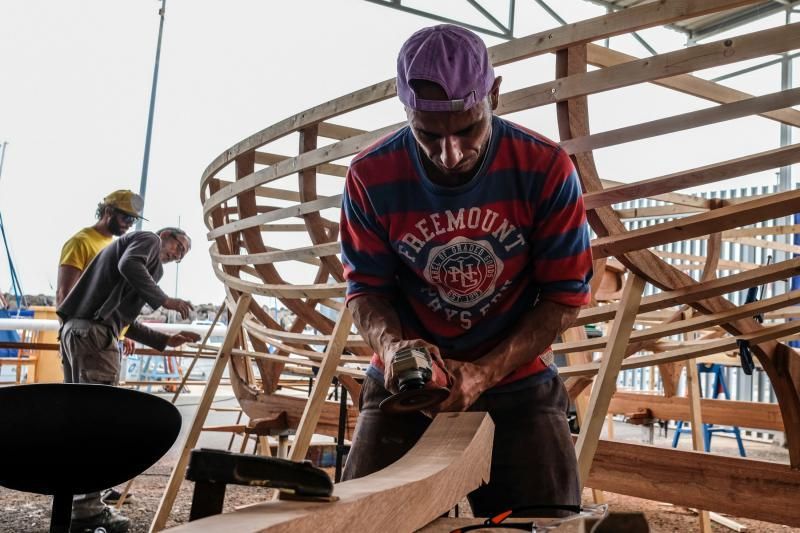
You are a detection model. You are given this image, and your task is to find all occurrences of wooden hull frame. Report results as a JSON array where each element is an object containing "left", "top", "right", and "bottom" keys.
[{"left": 188, "top": 2, "right": 800, "bottom": 528}]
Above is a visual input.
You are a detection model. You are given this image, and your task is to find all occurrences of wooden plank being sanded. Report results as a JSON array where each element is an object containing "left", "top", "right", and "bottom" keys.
[{"left": 164, "top": 412, "right": 494, "bottom": 533}]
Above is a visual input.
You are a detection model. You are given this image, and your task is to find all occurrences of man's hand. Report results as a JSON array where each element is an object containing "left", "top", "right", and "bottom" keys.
[
  {"left": 434, "top": 359, "right": 491, "bottom": 413},
  {"left": 162, "top": 297, "right": 194, "bottom": 319},
  {"left": 381, "top": 339, "right": 449, "bottom": 394},
  {"left": 166, "top": 330, "right": 202, "bottom": 347},
  {"left": 122, "top": 337, "right": 136, "bottom": 355}
]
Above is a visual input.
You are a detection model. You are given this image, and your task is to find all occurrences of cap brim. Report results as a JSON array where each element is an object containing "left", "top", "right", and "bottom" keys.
[{"left": 119, "top": 210, "right": 148, "bottom": 222}]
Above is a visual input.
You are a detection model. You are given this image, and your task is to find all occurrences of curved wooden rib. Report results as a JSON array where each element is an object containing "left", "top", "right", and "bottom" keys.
[
  {"left": 555, "top": 44, "right": 800, "bottom": 467},
  {"left": 299, "top": 125, "right": 344, "bottom": 282},
  {"left": 165, "top": 412, "right": 494, "bottom": 533},
  {"left": 227, "top": 348, "right": 358, "bottom": 440}
]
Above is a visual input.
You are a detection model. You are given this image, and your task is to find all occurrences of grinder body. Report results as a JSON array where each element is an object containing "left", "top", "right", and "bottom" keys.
[{"left": 379, "top": 347, "right": 450, "bottom": 414}]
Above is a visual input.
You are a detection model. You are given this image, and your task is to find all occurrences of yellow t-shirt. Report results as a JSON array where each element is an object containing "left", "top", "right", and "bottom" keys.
[
  {"left": 59, "top": 227, "right": 112, "bottom": 271},
  {"left": 59, "top": 227, "right": 131, "bottom": 338}
]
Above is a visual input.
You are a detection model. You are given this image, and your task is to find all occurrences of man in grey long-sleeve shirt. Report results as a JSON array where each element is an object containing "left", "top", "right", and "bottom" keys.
[{"left": 57, "top": 227, "right": 199, "bottom": 533}]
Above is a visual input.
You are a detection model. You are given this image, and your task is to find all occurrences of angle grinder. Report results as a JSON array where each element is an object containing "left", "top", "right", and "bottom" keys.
[{"left": 379, "top": 347, "right": 450, "bottom": 414}]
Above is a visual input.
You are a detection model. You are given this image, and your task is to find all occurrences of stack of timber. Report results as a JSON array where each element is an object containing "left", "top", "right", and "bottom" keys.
[{"left": 179, "top": 1, "right": 800, "bottom": 529}]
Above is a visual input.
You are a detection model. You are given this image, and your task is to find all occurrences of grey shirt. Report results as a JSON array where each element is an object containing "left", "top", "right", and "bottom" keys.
[{"left": 57, "top": 231, "right": 171, "bottom": 351}]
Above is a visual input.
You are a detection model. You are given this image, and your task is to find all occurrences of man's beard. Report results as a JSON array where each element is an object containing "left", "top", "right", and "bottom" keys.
[{"left": 108, "top": 217, "right": 126, "bottom": 236}]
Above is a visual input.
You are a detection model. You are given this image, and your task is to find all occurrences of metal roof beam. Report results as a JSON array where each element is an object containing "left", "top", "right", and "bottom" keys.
[
  {"left": 532, "top": 0, "right": 567, "bottom": 26},
  {"left": 712, "top": 50, "right": 800, "bottom": 82},
  {"left": 362, "top": 0, "right": 515, "bottom": 40},
  {"left": 687, "top": 1, "right": 799, "bottom": 44}
]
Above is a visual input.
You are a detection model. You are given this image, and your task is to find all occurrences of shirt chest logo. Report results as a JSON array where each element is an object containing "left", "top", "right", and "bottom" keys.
[{"left": 424, "top": 237, "right": 503, "bottom": 309}]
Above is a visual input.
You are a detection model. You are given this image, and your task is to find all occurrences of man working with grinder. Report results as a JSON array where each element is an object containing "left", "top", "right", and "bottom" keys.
[{"left": 340, "top": 24, "right": 593, "bottom": 516}]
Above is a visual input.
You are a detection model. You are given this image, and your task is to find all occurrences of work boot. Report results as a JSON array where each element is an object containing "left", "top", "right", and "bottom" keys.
[
  {"left": 69, "top": 507, "right": 130, "bottom": 533},
  {"left": 101, "top": 488, "right": 135, "bottom": 505}
]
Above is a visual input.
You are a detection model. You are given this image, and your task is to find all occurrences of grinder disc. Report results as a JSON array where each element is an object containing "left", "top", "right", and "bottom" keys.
[{"left": 379, "top": 386, "right": 450, "bottom": 414}]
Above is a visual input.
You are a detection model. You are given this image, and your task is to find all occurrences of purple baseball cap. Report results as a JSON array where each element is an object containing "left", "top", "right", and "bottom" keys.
[{"left": 397, "top": 24, "right": 495, "bottom": 112}]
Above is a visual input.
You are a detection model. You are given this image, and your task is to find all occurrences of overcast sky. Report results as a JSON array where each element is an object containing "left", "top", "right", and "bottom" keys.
[{"left": 1, "top": 0, "right": 797, "bottom": 306}]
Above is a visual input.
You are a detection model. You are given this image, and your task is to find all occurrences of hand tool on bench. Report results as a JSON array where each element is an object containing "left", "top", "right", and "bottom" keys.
[{"left": 185, "top": 448, "right": 334, "bottom": 521}]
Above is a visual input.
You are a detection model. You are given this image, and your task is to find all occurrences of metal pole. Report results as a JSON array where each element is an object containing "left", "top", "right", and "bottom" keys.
[
  {"left": 137, "top": 0, "right": 167, "bottom": 230},
  {"left": 174, "top": 215, "right": 181, "bottom": 297},
  {"left": 780, "top": 7, "right": 795, "bottom": 283},
  {"left": 0, "top": 142, "right": 7, "bottom": 186},
  {"left": 779, "top": 7, "right": 794, "bottom": 193}
]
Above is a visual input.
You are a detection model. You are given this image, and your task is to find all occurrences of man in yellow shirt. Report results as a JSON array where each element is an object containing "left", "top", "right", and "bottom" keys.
[
  {"left": 56, "top": 190, "right": 144, "bottom": 516},
  {"left": 57, "top": 190, "right": 144, "bottom": 305}
]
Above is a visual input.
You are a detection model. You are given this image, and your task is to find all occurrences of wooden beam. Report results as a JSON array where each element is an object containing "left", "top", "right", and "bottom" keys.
[
  {"left": 651, "top": 249, "right": 756, "bottom": 272},
  {"left": 254, "top": 151, "right": 348, "bottom": 178},
  {"left": 561, "top": 320, "right": 800, "bottom": 378},
  {"left": 600, "top": 179, "right": 710, "bottom": 210},
  {"left": 556, "top": 41, "right": 800, "bottom": 468},
  {"left": 591, "top": 189, "right": 800, "bottom": 259},
  {"left": 576, "top": 274, "right": 645, "bottom": 487},
  {"left": 164, "top": 412, "right": 494, "bottom": 533},
  {"left": 289, "top": 307, "right": 353, "bottom": 461},
  {"left": 200, "top": 78, "right": 395, "bottom": 194},
  {"left": 615, "top": 204, "right": 704, "bottom": 219},
  {"left": 203, "top": 8, "right": 792, "bottom": 215},
  {"left": 563, "top": 88, "right": 800, "bottom": 155},
  {"left": 201, "top": 0, "right": 762, "bottom": 201},
  {"left": 501, "top": 22, "right": 800, "bottom": 115},
  {"left": 586, "top": 45, "right": 800, "bottom": 129},
  {"left": 490, "top": 0, "right": 763, "bottom": 67},
  {"left": 317, "top": 122, "right": 366, "bottom": 140},
  {"left": 207, "top": 195, "right": 342, "bottom": 240},
  {"left": 150, "top": 294, "right": 252, "bottom": 532},
  {"left": 575, "top": 257, "right": 800, "bottom": 327},
  {"left": 213, "top": 242, "right": 341, "bottom": 266},
  {"left": 608, "top": 392, "right": 784, "bottom": 431},
  {"left": 204, "top": 125, "right": 396, "bottom": 216},
  {"left": 584, "top": 142, "right": 800, "bottom": 210},
  {"left": 557, "top": 288, "right": 800, "bottom": 354},
  {"left": 685, "top": 360, "right": 712, "bottom": 532},
  {"left": 726, "top": 235, "right": 800, "bottom": 256},
  {"left": 585, "top": 439, "right": 800, "bottom": 527},
  {"left": 211, "top": 265, "right": 346, "bottom": 299},
  {"left": 725, "top": 224, "right": 800, "bottom": 238}
]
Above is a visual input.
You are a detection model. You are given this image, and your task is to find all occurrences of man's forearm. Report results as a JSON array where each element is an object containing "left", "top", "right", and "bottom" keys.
[
  {"left": 348, "top": 294, "right": 404, "bottom": 360},
  {"left": 474, "top": 299, "right": 579, "bottom": 388},
  {"left": 126, "top": 321, "right": 170, "bottom": 352}
]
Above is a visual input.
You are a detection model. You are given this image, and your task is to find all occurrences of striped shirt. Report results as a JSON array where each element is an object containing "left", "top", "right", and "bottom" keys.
[{"left": 341, "top": 116, "right": 593, "bottom": 385}]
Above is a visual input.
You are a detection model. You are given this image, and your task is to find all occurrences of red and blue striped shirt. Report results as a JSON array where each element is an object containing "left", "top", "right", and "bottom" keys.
[{"left": 341, "top": 116, "right": 593, "bottom": 385}]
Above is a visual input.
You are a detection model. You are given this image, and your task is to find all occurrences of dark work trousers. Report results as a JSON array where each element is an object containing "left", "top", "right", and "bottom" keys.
[
  {"left": 341, "top": 375, "right": 580, "bottom": 517},
  {"left": 60, "top": 318, "right": 122, "bottom": 519}
]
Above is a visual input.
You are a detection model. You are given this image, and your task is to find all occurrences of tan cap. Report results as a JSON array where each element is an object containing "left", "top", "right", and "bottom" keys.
[{"left": 103, "top": 190, "right": 146, "bottom": 220}]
